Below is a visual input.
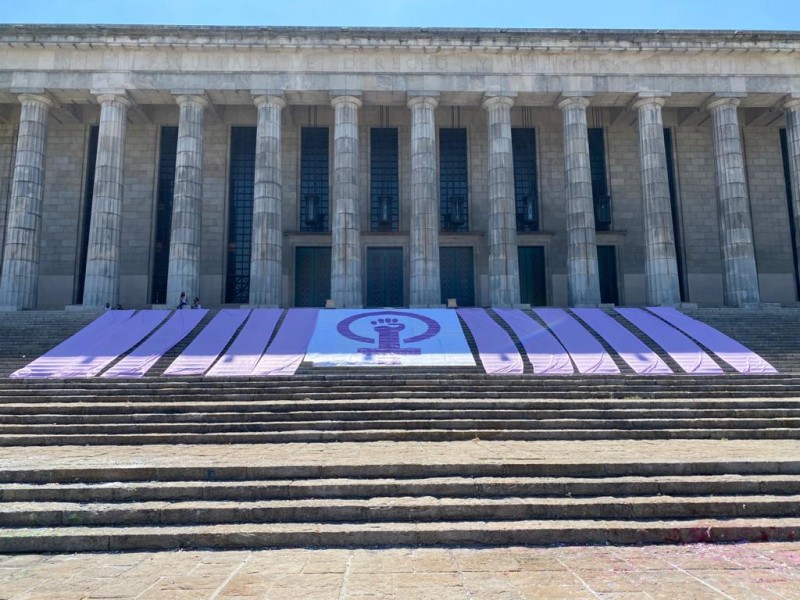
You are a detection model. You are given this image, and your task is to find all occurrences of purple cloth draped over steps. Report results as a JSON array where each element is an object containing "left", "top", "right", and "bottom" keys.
[
  {"left": 616, "top": 308, "right": 723, "bottom": 375},
  {"left": 456, "top": 309, "right": 523, "bottom": 375},
  {"left": 572, "top": 308, "right": 672, "bottom": 375},
  {"left": 207, "top": 309, "right": 283, "bottom": 377},
  {"left": 10, "top": 310, "right": 135, "bottom": 379},
  {"left": 533, "top": 308, "right": 620, "bottom": 374},
  {"left": 164, "top": 309, "right": 251, "bottom": 376},
  {"left": 647, "top": 306, "right": 778, "bottom": 375},
  {"left": 493, "top": 308, "right": 573, "bottom": 374},
  {"left": 252, "top": 308, "right": 320, "bottom": 377},
  {"left": 53, "top": 310, "right": 170, "bottom": 378},
  {"left": 101, "top": 309, "right": 208, "bottom": 378}
]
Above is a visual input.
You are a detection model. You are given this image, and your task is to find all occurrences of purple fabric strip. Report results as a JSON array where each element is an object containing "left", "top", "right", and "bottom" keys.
[
  {"left": 572, "top": 308, "right": 672, "bottom": 375},
  {"left": 207, "top": 309, "right": 283, "bottom": 377},
  {"left": 163, "top": 309, "right": 251, "bottom": 376},
  {"left": 54, "top": 310, "right": 170, "bottom": 378},
  {"left": 533, "top": 308, "right": 620, "bottom": 374},
  {"left": 10, "top": 310, "right": 135, "bottom": 379},
  {"left": 101, "top": 309, "right": 208, "bottom": 378},
  {"left": 493, "top": 308, "right": 573, "bottom": 374},
  {"left": 456, "top": 309, "right": 523, "bottom": 375},
  {"left": 616, "top": 308, "right": 723, "bottom": 374},
  {"left": 647, "top": 307, "right": 778, "bottom": 375},
  {"left": 252, "top": 308, "right": 320, "bottom": 377}
]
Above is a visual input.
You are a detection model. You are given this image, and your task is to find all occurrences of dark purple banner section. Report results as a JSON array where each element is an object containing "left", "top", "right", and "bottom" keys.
[
  {"left": 534, "top": 308, "right": 620, "bottom": 374},
  {"left": 164, "top": 309, "right": 250, "bottom": 376},
  {"left": 572, "top": 308, "right": 672, "bottom": 375},
  {"left": 456, "top": 309, "right": 523, "bottom": 375},
  {"left": 207, "top": 309, "right": 283, "bottom": 377},
  {"left": 493, "top": 308, "right": 573, "bottom": 375},
  {"left": 102, "top": 309, "right": 207, "bottom": 378},
  {"left": 648, "top": 307, "right": 777, "bottom": 375},
  {"left": 616, "top": 308, "right": 723, "bottom": 374},
  {"left": 11, "top": 310, "right": 134, "bottom": 379},
  {"left": 252, "top": 308, "right": 320, "bottom": 376}
]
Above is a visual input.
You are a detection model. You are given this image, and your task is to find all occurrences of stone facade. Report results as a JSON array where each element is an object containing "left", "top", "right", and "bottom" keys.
[{"left": 0, "top": 25, "right": 798, "bottom": 309}]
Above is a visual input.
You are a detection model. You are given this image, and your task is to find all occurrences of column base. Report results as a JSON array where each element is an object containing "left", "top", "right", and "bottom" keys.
[
  {"left": 64, "top": 304, "right": 106, "bottom": 312},
  {"left": 0, "top": 305, "right": 23, "bottom": 312}
]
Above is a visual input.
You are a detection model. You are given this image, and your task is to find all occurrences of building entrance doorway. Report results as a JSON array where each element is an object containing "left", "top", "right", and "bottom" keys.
[
  {"left": 366, "top": 247, "right": 404, "bottom": 307},
  {"left": 518, "top": 246, "right": 547, "bottom": 306},
  {"left": 440, "top": 247, "right": 475, "bottom": 307},
  {"left": 598, "top": 245, "right": 619, "bottom": 305},
  {"left": 295, "top": 247, "right": 331, "bottom": 307}
]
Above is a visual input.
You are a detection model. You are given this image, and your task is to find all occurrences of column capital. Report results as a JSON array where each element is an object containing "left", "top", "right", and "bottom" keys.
[
  {"left": 481, "top": 94, "right": 515, "bottom": 110},
  {"left": 253, "top": 94, "right": 286, "bottom": 109},
  {"left": 407, "top": 95, "right": 439, "bottom": 110},
  {"left": 704, "top": 95, "right": 743, "bottom": 112},
  {"left": 93, "top": 91, "right": 132, "bottom": 108},
  {"left": 15, "top": 93, "right": 54, "bottom": 109},
  {"left": 783, "top": 95, "right": 800, "bottom": 111},
  {"left": 330, "top": 95, "right": 362, "bottom": 109},
  {"left": 174, "top": 94, "right": 209, "bottom": 109},
  {"left": 631, "top": 94, "right": 668, "bottom": 110},
  {"left": 556, "top": 95, "right": 591, "bottom": 111}
]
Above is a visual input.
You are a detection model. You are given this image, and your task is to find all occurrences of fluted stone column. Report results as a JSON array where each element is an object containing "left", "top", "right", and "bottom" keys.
[
  {"left": 708, "top": 97, "right": 760, "bottom": 307},
  {"left": 249, "top": 94, "right": 285, "bottom": 306},
  {"left": 408, "top": 96, "right": 441, "bottom": 307},
  {"left": 82, "top": 93, "right": 131, "bottom": 307},
  {"left": 330, "top": 95, "right": 362, "bottom": 308},
  {"left": 634, "top": 96, "right": 681, "bottom": 305},
  {"left": 0, "top": 94, "right": 52, "bottom": 310},
  {"left": 557, "top": 96, "right": 601, "bottom": 306},
  {"left": 166, "top": 95, "right": 207, "bottom": 306},
  {"left": 784, "top": 98, "right": 800, "bottom": 291},
  {"left": 482, "top": 95, "right": 520, "bottom": 307}
]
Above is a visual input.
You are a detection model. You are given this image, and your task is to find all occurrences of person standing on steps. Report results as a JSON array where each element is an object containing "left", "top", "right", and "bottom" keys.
[
  {"left": 191, "top": 297, "right": 201, "bottom": 309},
  {"left": 177, "top": 291, "right": 188, "bottom": 310}
]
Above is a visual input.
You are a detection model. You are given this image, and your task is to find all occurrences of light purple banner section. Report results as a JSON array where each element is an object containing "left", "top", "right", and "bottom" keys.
[
  {"left": 493, "top": 308, "right": 573, "bottom": 374},
  {"left": 572, "top": 308, "right": 672, "bottom": 375},
  {"left": 101, "top": 309, "right": 208, "bottom": 378},
  {"left": 252, "top": 309, "right": 320, "bottom": 377},
  {"left": 533, "top": 308, "right": 620, "bottom": 374},
  {"left": 207, "top": 309, "right": 283, "bottom": 377},
  {"left": 54, "top": 310, "right": 170, "bottom": 378},
  {"left": 616, "top": 308, "right": 723, "bottom": 375},
  {"left": 647, "top": 307, "right": 778, "bottom": 375},
  {"left": 10, "top": 310, "right": 135, "bottom": 379},
  {"left": 163, "top": 309, "right": 251, "bottom": 376},
  {"left": 456, "top": 309, "right": 523, "bottom": 375}
]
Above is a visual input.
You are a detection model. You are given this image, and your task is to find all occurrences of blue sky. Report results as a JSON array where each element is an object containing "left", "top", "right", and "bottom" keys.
[{"left": 3, "top": 0, "right": 799, "bottom": 30}]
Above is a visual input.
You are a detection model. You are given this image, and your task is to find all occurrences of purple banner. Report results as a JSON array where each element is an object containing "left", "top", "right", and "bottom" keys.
[
  {"left": 252, "top": 308, "right": 320, "bottom": 376},
  {"left": 207, "top": 309, "right": 283, "bottom": 377},
  {"left": 572, "top": 308, "right": 672, "bottom": 375},
  {"left": 648, "top": 307, "right": 777, "bottom": 375},
  {"left": 164, "top": 309, "right": 250, "bottom": 376},
  {"left": 616, "top": 308, "right": 723, "bottom": 374},
  {"left": 533, "top": 308, "right": 620, "bottom": 374},
  {"left": 456, "top": 309, "right": 523, "bottom": 374},
  {"left": 54, "top": 310, "right": 170, "bottom": 378},
  {"left": 10, "top": 310, "right": 135, "bottom": 379},
  {"left": 101, "top": 309, "right": 207, "bottom": 378},
  {"left": 493, "top": 308, "right": 573, "bottom": 375}
]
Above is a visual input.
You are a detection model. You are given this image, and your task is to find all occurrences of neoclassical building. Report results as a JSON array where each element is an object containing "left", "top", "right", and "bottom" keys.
[{"left": 0, "top": 25, "right": 798, "bottom": 310}]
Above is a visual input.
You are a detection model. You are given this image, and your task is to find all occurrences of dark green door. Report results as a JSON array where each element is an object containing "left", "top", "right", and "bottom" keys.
[
  {"left": 366, "top": 247, "right": 404, "bottom": 307},
  {"left": 295, "top": 246, "right": 331, "bottom": 307},
  {"left": 597, "top": 245, "right": 619, "bottom": 305},
  {"left": 518, "top": 246, "right": 547, "bottom": 306},
  {"left": 440, "top": 247, "right": 474, "bottom": 307}
]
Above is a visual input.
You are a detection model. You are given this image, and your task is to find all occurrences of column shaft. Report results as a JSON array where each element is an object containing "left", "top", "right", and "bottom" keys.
[
  {"left": 0, "top": 94, "right": 52, "bottom": 309},
  {"left": 249, "top": 95, "right": 285, "bottom": 306},
  {"left": 558, "top": 96, "right": 601, "bottom": 306},
  {"left": 408, "top": 96, "right": 441, "bottom": 307},
  {"left": 483, "top": 96, "right": 520, "bottom": 307},
  {"left": 708, "top": 98, "right": 760, "bottom": 307},
  {"left": 166, "top": 95, "right": 206, "bottom": 306},
  {"left": 83, "top": 94, "right": 130, "bottom": 307},
  {"left": 785, "top": 99, "right": 800, "bottom": 293},
  {"left": 635, "top": 97, "right": 681, "bottom": 305},
  {"left": 330, "top": 96, "right": 362, "bottom": 308}
]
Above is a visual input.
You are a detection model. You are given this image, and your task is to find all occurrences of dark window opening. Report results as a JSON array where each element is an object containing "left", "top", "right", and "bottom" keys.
[
  {"left": 512, "top": 128, "right": 539, "bottom": 232},
  {"left": 300, "top": 127, "right": 329, "bottom": 232},
  {"left": 75, "top": 125, "right": 99, "bottom": 304},
  {"left": 780, "top": 128, "right": 800, "bottom": 299},
  {"left": 663, "top": 128, "right": 687, "bottom": 302},
  {"left": 370, "top": 128, "right": 399, "bottom": 232},
  {"left": 439, "top": 128, "right": 469, "bottom": 232},
  {"left": 588, "top": 128, "right": 612, "bottom": 231},
  {"left": 149, "top": 126, "right": 178, "bottom": 304},
  {"left": 225, "top": 127, "right": 256, "bottom": 304}
]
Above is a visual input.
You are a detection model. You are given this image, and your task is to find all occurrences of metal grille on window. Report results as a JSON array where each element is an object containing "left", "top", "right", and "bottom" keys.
[
  {"left": 149, "top": 126, "right": 178, "bottom": 304},
  {"left": 75, "top": 125, "right": 99, "bottom": 304},
  {"left": 300, "top": 127, "right": 329, "bottom": 232},
  {"left": 439, "top": 128, "right": 469, "bottom": 232},
  {"left": 588, "top": 128, "right": 612, "bottom": 231},
  {"left": 225, "top": 127, "right": 256, "bottom": 304},
  {"left": 370, "top": 128, "right": 399, "bottom": 232},
  {"left": 512, "top": 128, "right": 539, "bottom": 232}
]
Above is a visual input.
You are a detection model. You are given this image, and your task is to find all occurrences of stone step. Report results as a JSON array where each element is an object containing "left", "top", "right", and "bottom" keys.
[{"left": 2, "top": 517, "right": 799, "bottom": 552}]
